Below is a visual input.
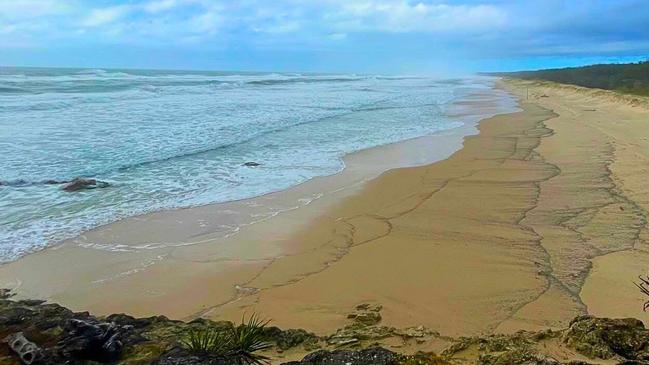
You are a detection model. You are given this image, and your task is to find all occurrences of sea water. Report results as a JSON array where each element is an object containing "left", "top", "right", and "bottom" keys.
[{"left": 0, "top": 67, "right": 499, "bottom": 262}]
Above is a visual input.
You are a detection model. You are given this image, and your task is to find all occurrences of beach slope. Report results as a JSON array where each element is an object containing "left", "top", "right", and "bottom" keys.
[{"left": 2, "top": 80, "right": 649, "bottom": 338}]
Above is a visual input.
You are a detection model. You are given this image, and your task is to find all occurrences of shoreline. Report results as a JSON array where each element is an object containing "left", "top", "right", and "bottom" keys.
[
  {"left": 0, "top": 80, "right": 545, "bottom": 338},
  {"left": 67, "top": 85, "right": 513, "bottom": 253},
  {"left": 2, "top": 79, "right": 649, "bottom": 340},
  {"left": 0, "top": 82, "right": 516, "bottom": 325},
  {"left": 0, "top": 78, "right": 514, "bottom": 263},
  {"left": 0, "top": 82, "right": 515, "bottom": 258}
]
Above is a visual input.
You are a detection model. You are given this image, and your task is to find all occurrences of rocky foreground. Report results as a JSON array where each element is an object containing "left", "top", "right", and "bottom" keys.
[{"left": 1, "top": 290, "right": 649, "bottom": 364}]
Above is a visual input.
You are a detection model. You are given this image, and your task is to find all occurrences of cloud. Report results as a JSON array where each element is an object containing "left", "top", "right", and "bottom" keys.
[
  {"left": 81, "top": 5, "right": 132, "bottom": 27},
  {"left": 330, "top": 1, "right": 506, "bottom": 33},
  {"left": 143, "top": 0, "right": 179, "bottom": 13},
  {"left": 0, "top": 24, "right": 17, "bottom": 35},
  {"left": 261, "top": 21, "right": 301, "bottom": 34},
  {"left": 1, "top": 0, "right": 649, "bottom": 72},
  {"left": 329, "top": 32, "right": 347, "bottom": 40},
  {"left": 187, "top": 9, "right": 224, "bottom": 35},
  {"left": 0, "top": 0, "right": 71, "bottom": 19}
]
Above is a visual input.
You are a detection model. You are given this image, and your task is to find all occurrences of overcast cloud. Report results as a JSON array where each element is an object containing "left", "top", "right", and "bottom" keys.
[{"left": 0, "top": 0, "right": 647, "bottom": 73}]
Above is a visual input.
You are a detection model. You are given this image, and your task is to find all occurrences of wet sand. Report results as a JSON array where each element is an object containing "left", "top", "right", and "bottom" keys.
[{"left": 2, "top": 79, "right": 649, "bottom": 339}]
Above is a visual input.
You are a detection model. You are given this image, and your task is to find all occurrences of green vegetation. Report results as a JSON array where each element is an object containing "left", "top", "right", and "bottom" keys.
[
  {"left": 229, "top": 314, "right": 273, "bottom": 364},
  {"left": 636, "top": 275, "right": 649, "bottom": 311},
  {"left": 491, "top": 61, "right": 649, "bottom": 96},
  {"left": 181, "top": 314, "right": 272, "bottom": 364},
  {"left": 181, "top": 327, "right": 232, "bottom": 354}
]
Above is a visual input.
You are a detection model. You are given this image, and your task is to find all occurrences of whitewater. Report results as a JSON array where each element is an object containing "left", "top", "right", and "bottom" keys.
[{"left": 0, "top": 67, "right": 500, "bottom": 261}]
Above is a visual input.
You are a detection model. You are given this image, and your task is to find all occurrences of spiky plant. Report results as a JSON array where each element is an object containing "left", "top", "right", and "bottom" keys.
[
  {"left": 181, "top": 314, "right": 272, "bottom": 364},
  {"left": 229, "top": 314, "right": 272, "bottom": 364},
  {"left": 635, "top": 275, "right": 649, "bottom": 311},
  {"left": 181, "top": 327, "right": 232, "bottom": 355}
]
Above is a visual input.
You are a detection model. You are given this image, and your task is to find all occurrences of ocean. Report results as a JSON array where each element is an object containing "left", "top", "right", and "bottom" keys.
[{"left": 0, "top": 67, "right": 501, "bottom": 262}]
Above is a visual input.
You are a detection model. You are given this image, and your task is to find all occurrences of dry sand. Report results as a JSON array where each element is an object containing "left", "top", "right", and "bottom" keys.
[{"left": 2, "top": 79, "right": 649, "bottom": 340}]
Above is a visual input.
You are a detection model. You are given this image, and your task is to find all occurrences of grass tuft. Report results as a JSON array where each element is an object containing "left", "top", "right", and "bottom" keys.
[
  {"left": 181, "top": 327, "right": 232, "bottom": 354},
  {"left": 636, "top": 275, "right": 649, "bottom": 311},
  {"left": 181, "top": 314, "right": 272, "bottom": 364},
  {"left": 230, "top": 314, "right": 272, "bottom": 364}
]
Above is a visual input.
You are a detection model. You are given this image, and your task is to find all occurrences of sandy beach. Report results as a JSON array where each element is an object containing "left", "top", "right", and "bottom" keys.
[{"left": 2, "top": 79, "right": 649, "bottom": 341}]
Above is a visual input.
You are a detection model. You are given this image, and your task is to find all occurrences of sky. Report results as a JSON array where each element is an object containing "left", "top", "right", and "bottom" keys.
[{"left": 0, "top": 0, "right": 648, "bottom": 74}]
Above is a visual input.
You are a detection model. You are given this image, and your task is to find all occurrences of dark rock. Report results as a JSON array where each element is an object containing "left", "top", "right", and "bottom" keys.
[
  {"left": 347, "top": 304, "right": 382, "bottom": 326},
  {"left": 243, "top": 162, "right": 261, "bottom": 167},
  {"left": 188, "top": 318, "right": 233, "bottom": 331},
  {"left": 104, "top": 313, "right": 175, "bottom": 329},
  {"left": 284, "top": 349, "right": 451, "bottom": 365},
  {"left": 327, "top": 304, "right": 397, "bottom": 346},
  {"left": 17, "top": 300, "right": 46, "bottom": 307},
  {"left": 104, "top": 313, "right": 143, "bottom": 327},
  {"left": 264, "top": 327, "right": 320, "bottom": 351},
  {"left": 62, "top": 177, "right": 109, "bottom": 192},
  {"left": 154, "top": 347, "right": 243, "bottom": 365},
  {"left": 563, "top": 315, "right": 649, "bottom": 360},
  {"left": 0, "top": 289, "right": 13, "bottom": 299},
  {"left": 478, "top": 349, "right": 560, "bottom": 365},
  {"left": 396, "top": 326, "right": 439, "bottom": 341},
  {"left": 26, "top": 305, "right": 69, "bottom": 332},
  {"left": 0, "top": 292, "right": 321, "bottom": 364},
  {"left": 1, "top": 179, "right": 28, "bottom": 187},
  {"left": 0, "top": 306, "right": 34, "bottom": 326},
  {"left": 400, "top": 351, "right": 450, "bottom": 365},
  {"left": 442, "top": 332, "right": 560, "bottom": 365},
  {"left": 284, "top": 347, "right": 400, "bottom": 365},
  {"left": 5, "top": 291, "right": 649, "bottom": 365},
  {"left": 327, "top": 325, "right": 394, "bottom": 345},
  {"left": 477, "top": 333, "right": 533, "bottom": 353},
  {"left": 0, "top": 295, "right": 77, "bottom": 340},
  {"left": 57, "top": 318, "right": 124, "bottom": 362}
]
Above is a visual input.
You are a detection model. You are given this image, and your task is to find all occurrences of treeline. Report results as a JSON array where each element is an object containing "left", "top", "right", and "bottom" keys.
[{"left": 488, "top": 61, "right": 649, "bottom": 96}]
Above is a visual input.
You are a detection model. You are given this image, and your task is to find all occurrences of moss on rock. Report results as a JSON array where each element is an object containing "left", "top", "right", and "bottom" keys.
[{"left": 563, "top": 315, "right": 649, "bottom": 360}]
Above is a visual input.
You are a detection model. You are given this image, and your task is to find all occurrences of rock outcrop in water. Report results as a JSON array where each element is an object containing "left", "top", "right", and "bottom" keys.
[
  {"left": 1, "top": 289, "right": 649, "bottom": 364},
  {"left": 243, "top": 162, "right": 262, "bottom": 167},
  {"left": 62, "top": 177, "right": 110, "bottom": 192},
  {"left": 0, "top": 178, "right": 110, "bottom": 189}
]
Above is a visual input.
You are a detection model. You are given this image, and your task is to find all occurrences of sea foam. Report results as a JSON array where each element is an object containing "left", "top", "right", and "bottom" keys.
[{"left": 0, "top": 68, "right": 502, "bottom": 262}]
